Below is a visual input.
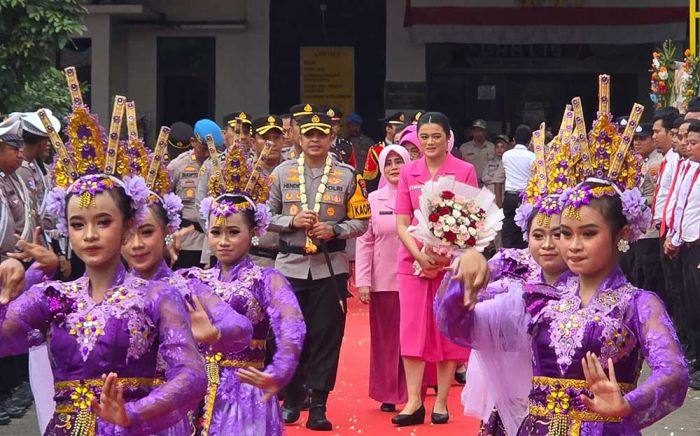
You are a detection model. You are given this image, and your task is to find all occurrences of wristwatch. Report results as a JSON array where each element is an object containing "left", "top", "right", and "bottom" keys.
[{"left": 332, "top": 224, "right": 342, "bottom": 237}]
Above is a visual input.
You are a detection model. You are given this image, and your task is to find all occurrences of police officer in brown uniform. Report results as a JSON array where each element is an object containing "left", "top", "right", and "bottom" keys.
[
  {"left": 167, "top": 121, "right": 210, "bottom": 268},
  {"left": 248, "top": 115, "right": 285, "bottom": 267},
  {"left": 16, "top": 110, "right": 60, "bottom": 233},
  {"left": 267, "top": 112, "right": 370, "bottom": 430},
  {"left": 0, "top": 120, "right": 34, "bottom": 421},
  {"left": 0, "top": 120, "right": 31, "bottom": 257}
]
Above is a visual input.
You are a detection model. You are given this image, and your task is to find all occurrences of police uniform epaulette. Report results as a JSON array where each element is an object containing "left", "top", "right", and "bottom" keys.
[
  {"left": 334, "top": 161, "right": 356, "bottom": 173},
  {"left": 276, "top": 158, "right": 299, "bottom": 170}
]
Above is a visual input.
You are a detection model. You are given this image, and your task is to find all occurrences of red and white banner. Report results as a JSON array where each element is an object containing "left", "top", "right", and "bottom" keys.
[{"left": 404, "top": 0, "right": 687, "bottom": 45}]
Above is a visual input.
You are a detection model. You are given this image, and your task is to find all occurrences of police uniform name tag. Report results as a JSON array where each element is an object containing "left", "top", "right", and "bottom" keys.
[{"left": 346, "top": 174, "right": 371, "bottom": 219}]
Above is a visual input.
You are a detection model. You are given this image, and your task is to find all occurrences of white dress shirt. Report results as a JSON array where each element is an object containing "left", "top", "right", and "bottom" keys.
[
  {"left": 669, "top": 160, "right": 700, "bottom": 246},
  {"left": 653, "top": 149, "right": 679, "bottom": 225},
  {"left": 502, "top": 144, "right": 535, "bottom": 192}
]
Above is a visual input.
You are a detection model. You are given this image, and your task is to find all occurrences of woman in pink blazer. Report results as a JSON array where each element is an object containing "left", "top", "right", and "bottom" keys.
[
  {"left": 393, "top": 112, "right": 477, "bottom": 427},
  {"left": 355, "top": 144, "right": 411, "bottom": 413}
]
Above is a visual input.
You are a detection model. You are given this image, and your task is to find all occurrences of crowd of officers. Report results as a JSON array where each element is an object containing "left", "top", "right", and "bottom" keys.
[
  {"left": 0, "top": 103, "right": 415, "bottom": 428},
  {"left": 4, "top": 97, "right": 699, "bottom": 428}
]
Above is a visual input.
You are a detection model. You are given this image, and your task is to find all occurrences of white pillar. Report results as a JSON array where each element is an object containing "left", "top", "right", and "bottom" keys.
[
  {"left": 85, "top": 14, "right": 112, "bottom": 123},
  {"left": 386, "top": 0, "right": 425, "bottom": 83}
]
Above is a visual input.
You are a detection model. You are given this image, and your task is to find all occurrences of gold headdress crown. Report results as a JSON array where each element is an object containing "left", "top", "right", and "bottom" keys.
[
  {"left": 39, "top": 67, "right": 130, "bottom": 192},
  {"left": 204, "top": 134, "right": 272, "bottom": 226},
  {"left": 39, "top": 67, "right": 153, "bottom": 235},
  {"left": 117, "top": 101, "right": 172, "bottom": 199},
  {"left": 520, "top": 105, "right": 580, "bottom": 227},
  {"left": 570, "top": 75, "right": 644, "bottom": 194},
  {"left": 562, "top": 75, "right": 648, "bottom": 236}
]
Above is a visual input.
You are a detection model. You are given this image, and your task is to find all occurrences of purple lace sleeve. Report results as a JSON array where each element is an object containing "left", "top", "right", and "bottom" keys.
[
  {"left": 258, "top": 269, "right": 306, "bottom": 387},
  {"left": 0, "top": 284, "right": 50, "bottom": 357},
  {"left": 487, "top": 250, "right": 506, "bottom": 281},
  {"left": 435, "top": 271, "right": 530, "bottom": 352},
  {"left": 24, "top": 264, "right": 53, "bottom": 290},
  {"left": 190, "top": 280, "right": 253, "bottom": 354},
  {"left": 622, "top": 291, "right": 689, "bottom": 430},
  {"left": 124, "top": 283, "right": 206, "bottom": 434}
]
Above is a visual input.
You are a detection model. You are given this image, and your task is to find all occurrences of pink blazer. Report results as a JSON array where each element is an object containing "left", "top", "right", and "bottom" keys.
[
  {"left": 355, "top": 184, "right": 401, "bottom": 293},
  {"left": 395, "top": 154, "right": 478, "bottom": 274}
]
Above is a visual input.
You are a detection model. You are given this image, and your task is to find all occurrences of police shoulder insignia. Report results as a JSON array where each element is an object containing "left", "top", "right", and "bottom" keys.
[{"left": 346, "top": 173, "right": 371, "bottom": 219}]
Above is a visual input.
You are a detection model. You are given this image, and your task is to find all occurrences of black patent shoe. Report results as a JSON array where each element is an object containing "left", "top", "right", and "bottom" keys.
[
  {"left": 380, "top": 403, "right": 396, "bottom": 412},
  {"left": 281, "top": 403, "right": 300, "bottom": 424},
  {"left": 431, "top": 407, "right": 449, "bottom": 424},
  {"left": 391, "top": 404, "right": 425, "bottom": 427},
  {"left": 306, "top": 405, "right": 333, "bottom": 431}
]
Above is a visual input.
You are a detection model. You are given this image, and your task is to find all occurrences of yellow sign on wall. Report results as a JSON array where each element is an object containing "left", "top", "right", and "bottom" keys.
[{"left": 300, "top": 47, "right": 354, "bottom": 118}]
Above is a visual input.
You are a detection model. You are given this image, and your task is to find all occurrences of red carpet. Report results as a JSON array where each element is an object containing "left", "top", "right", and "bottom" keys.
[{"left": 286, "top": 297, "right": 481, "bottom": 435}]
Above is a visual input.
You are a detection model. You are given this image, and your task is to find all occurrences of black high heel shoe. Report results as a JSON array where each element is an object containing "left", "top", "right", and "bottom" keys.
[
  {"left": 431, "top": 406, "right": 449, "bottom": 424},
  {"left": 391, "top": 404, "right": 425, "bottom": 427}
]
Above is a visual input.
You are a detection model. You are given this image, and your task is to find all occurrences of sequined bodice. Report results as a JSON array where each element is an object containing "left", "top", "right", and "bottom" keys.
[{"left": 529, "top": 275, "right": 642, "bottom": 384}]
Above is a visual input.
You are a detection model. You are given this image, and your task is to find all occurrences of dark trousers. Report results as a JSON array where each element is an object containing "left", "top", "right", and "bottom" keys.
[
  {"left": 681, "top": 244, "right": 700, "bottom": 363},
  {"left": 0, "top": 354, "right": 28, "bottom": 396},
  {"left": 660, "top": 239, "right": 687, "bottom": 347},
  {"left": 502, "top": 192, "right": 526, "bottom": 249},
  {"left": 172, "top": 250, "right": 204, "bottom": 270},
  {"left": 283, "top": 274, "right": 348, "bottom": 405},
  {"left": 626, "top": 238, "right": 666, "bottom": 300}
]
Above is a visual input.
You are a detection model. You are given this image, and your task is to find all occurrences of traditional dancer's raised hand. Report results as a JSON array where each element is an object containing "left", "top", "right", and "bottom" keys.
[
  {"left": 6, "top": 227, "right": 58, "bottom": 273},
  {"left": 92, "top": 372, "right": 130, "bottom": 427},
  {"left": 580, "top": 352, "right": 632, "bottom": 418},
  {"left": 185, "top": 294, "right": 220, "bottom": 344},
  {"left": 449, "top": 249, "right": 490, "bottom": 311},
  {"left": 167, "top": 225, "right": 195, "bottom": 267},
  {"left": 236, "top": 367, "right": 279, "bottom": 402},
  {"left": 0, "top": 258, "right": 25, "bottom": 304}
]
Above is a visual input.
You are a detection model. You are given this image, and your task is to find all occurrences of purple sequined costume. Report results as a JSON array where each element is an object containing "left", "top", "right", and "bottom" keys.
[
  {"left": 467, "top": 249, "right": 573, "bottom": 436},
  {"left": 0, "top": 263, "right": 207, "bottom": 435},
  {"left": 179, "top": 256, "right": 306, "bottom": 436},
  {"left": 436, "top": 265, "right": 688, "bottom": 435},
  {"left": 133, "top": 260, "right": 253, "bottom": 356}
]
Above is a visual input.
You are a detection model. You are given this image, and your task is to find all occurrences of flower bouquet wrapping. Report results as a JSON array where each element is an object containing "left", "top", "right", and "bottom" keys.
[{"left": 406, "top": 176, "right": 504, "bottom": 275}]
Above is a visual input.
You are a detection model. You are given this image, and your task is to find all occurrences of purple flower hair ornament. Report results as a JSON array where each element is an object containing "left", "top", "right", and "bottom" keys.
[
  {"left": 44, "top": 174, "right": 149, "bottom": 236},
  {"left": 514, "top": 202, "right": 535, "bottom": 241},
  {"left": 199, "top": 196, "right": 215, "bottom": 230},
  {"left": 254, "top": 203, "right": 272, "bottom": 236},
  {"left": 161, "top": 193, "right": 183, "bottom": 233},
  {"left": 200, "top": 194, "right": 271, "bottom": 235},
  {"left": 45, "top": 187, "right": 68, "bottom": 235},
  {"left": 620, "top": 187, "right": 651, "bottom": 242},
  {"left": 122, "top": 175, "right": 149, "bottom": 226}
]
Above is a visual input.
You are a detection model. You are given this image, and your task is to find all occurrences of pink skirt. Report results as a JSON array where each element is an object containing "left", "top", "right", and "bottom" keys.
[
  {"left": 369, "top": 292, "right": 407, "bottom": 404},
  {"left": 398, "top": 273, "right": 469, "bottom": 362}
]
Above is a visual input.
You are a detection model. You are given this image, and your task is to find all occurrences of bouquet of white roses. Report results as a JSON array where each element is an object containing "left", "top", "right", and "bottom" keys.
[{"left": 407, "top": 176, "right": 504, "bottom": 274}]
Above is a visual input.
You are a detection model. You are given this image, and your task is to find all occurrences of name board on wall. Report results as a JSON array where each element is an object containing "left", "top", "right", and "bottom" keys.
[{"left": 300, "top": 47, "right": 354, "bottom": 117}]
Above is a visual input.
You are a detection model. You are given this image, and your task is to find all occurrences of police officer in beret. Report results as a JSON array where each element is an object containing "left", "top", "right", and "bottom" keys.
[
  {"left": 167, "top": 121, "right": 211, "bottom": 269},
  {"left": 267, "top": 112, "right": 370, "bottom": 430},
  {"left": 193, "top": 119, "right": 226, "bottom": 266}
]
